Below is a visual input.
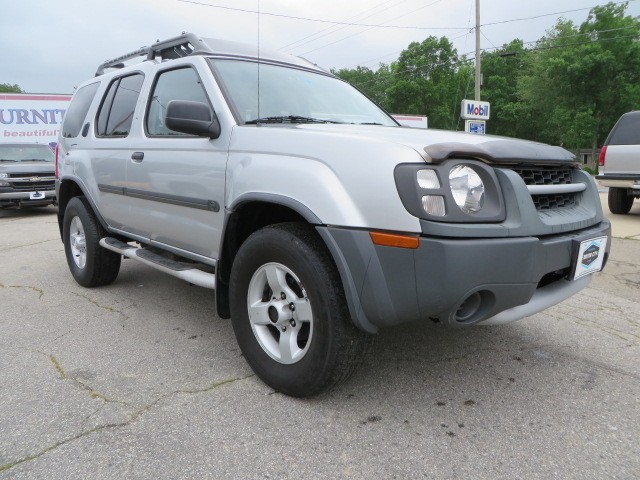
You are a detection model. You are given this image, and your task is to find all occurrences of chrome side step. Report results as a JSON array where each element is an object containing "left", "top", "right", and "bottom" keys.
[{"left": 99, "top": 237, "right": 216, "bottom": 290}]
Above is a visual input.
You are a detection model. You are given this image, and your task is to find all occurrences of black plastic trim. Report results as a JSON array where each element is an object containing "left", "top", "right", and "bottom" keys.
[
  {"left": 97, "top": 184, "right": 220, "bottom": 212},
  {"left": 58, "top": 176, "right": 111, "bottom": 232},
  {"left": 228, "top": 192, "right": 321, "bottom": 224},
  {"left": 424, "top": 140, "right": 578, "bottom": 165}
]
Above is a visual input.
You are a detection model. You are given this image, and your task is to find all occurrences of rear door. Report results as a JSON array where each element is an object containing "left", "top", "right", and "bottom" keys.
[
  {"left": 124, "top": 62, "right": 229, "bottom": 260},
  {"left": 88, "top": 73, "right": 145, "bottom": 229}
]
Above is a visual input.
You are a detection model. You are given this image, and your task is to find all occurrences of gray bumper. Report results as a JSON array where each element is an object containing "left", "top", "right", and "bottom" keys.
[
  {"left": 0, "top": 190, "right": 56, "bottom": 204},
  {"left": 317, "top": 220, "right": 611, "bottom": 333}
]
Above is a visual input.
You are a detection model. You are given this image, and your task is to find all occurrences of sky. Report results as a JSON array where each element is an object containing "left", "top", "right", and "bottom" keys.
[{"left": 1, "top": 0, "right": 639, "bottom": 93}]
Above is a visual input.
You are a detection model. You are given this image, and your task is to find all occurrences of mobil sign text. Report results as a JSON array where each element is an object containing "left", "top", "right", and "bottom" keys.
[{"left": 461, "top": 99, "right": 490, "bottom": 121}]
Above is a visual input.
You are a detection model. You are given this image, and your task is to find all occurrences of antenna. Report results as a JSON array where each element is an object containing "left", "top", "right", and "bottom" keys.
[{"left": 257, "top": 0, "right": 261, "bottom": 123}]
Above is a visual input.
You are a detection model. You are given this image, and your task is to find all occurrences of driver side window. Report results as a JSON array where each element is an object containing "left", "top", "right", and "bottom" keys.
[{"left": 146, "top": 67, "right": 211, "bottom": 136}]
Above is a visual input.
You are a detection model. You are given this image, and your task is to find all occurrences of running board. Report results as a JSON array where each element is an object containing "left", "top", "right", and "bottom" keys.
[{"left": 99, "top": 237, "right": 216, "bottom": 289}]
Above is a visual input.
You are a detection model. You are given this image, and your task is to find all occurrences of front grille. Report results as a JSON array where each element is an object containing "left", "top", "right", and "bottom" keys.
[
  {"left": 511, "top": 165, "right": 577, "bottom": 211},
  {"left": 532, "top": 193, "right": 576, "bottom": 210},
  {"left": 512, "top": 166, "right": 572, "bottom": 185},
  {"left": 9, "top": 171, "right": 53, "bottom": 178},
  {"left": 9, "top": 180, "right": 55, "bottom": 191}
]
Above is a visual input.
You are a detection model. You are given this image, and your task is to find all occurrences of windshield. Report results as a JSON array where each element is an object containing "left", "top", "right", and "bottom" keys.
[
  {"left": 0, "top": 144, "right": 54, "bottom": 162},
  {"left": 209, "top": 59, "right": 397, "bottom": 126}
]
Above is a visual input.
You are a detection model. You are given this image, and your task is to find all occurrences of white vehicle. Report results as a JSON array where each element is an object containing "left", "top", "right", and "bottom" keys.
[
  {"left": 596, "top": 111, "right": 640, "bottom": 213},
  {"left": 56, "top": 34, "right": 610, "bottom": 396}
]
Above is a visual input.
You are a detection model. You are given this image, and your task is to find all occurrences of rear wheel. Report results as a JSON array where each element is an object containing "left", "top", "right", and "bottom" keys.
[
  {"left": 63, "top": 196, "right": 121, "bottom": 287},
  {"left": 608, "top": 187, "right": 634, "bottom": 214},
  {"left": 229, "top": 223, "right": 370, "bottom": 397}
]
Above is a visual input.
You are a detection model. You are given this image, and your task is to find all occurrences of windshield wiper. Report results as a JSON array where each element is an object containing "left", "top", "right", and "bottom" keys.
[
  {"left": 355, "top": 122, "right": 383, "bottom": 125},
  {"left": 0, "top": 159, "right": 20, "bottom": 162},
  {"left": 245, "top": 115, "right": 343, "bottom": 125}
]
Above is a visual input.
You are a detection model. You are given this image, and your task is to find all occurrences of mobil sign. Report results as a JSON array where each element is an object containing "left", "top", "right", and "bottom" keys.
[{"left": 461, "top": 99, "right": 490, "bottom": 120}]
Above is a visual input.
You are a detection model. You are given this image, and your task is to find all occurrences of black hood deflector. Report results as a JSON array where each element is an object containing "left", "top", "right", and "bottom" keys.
[{"left": 424, "top": 140, "right": 577, "bottom": 165}]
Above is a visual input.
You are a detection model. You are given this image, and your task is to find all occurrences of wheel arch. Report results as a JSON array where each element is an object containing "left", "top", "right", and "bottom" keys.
[
  {"left": 216, "top": 195, "right": 377, "bottom": 334},
  {"left": 216, "top": 196, "right": 314, "bottom": 319},
  {"left": 57, "top": 178, "right": 109, "bottom": 240}
]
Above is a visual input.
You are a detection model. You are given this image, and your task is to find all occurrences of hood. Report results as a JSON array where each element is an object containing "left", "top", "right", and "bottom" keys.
[
  {"left": 289, "top": 124, "right": 576, "bottom": 165},
  {"left": 0, "top": 162, "right": 54, "bottom": 174}
]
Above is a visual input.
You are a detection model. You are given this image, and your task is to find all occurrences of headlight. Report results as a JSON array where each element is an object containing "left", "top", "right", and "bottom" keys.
[
  {"left": 449, "top": 165, "right": 485, "bottom": 214},
  {"left": 394, "top": 160, "right": 504, "bottom": 223},
  {"left": 0, "top": 173, "right": 8, "bottom": 179}
]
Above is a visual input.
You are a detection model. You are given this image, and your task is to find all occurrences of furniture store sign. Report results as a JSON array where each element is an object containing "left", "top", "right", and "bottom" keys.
[{"left": 0, "top": 93, "right": 71, "bottom": 145}]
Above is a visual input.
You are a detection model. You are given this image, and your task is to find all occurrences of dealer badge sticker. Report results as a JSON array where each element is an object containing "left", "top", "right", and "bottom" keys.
[{"left": 573, "top": 236, "right": 608, "bottom": 280}]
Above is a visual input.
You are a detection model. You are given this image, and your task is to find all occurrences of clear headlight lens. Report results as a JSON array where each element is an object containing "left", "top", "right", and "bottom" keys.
[
  {"left": 449, "top": 165, "right": 485, "bottom": 214},
  {"left": 421, "top": 195, "right": 446, "bottom": 216},
  {"left": 0, "top": 173, "right": 8, "bottom": 179},
  {"left": 417, "top": 169, "right": 440, "bottom": 189}
]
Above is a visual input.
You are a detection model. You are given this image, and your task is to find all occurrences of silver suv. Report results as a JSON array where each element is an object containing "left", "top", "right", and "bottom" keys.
[
  {"left": 596, "top": 111, "right": 640, "bottom": 214},
  {"left": 56, "top": 33, "right": 611, "bottom": 396}
]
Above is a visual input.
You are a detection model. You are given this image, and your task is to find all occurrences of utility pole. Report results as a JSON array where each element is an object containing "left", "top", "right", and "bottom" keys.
[{"left": 475, "top": 0, "right": 481, "bottom": 101}]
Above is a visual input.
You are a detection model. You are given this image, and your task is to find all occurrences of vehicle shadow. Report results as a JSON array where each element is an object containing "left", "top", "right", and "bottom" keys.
[{"left": 0, "top": 206, "right": 58, "bottom": 219}]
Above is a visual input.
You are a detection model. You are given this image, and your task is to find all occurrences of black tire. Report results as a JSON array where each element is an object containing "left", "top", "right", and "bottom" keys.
[
  {"left": 229, "top": 222, "right": 370, "bottom": 397},
  {"left": 608, "top": 187, "right": 634, "bottom": 214},
  {"left": 63, "top": 196, "right": 121, "bottom": 287}
]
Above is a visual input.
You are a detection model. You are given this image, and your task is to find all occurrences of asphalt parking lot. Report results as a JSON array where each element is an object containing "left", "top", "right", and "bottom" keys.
[{"left": 1, "top": 195, "right": 639, "bottom": 479}]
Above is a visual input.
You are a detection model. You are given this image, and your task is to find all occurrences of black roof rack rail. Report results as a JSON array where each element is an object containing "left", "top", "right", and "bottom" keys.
[{"left": 95, "top": 32, "right": 213, "bottom": 77}]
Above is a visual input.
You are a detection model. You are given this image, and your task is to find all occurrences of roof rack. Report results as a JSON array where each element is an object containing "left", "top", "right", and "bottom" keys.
[{"left": 95, "top": 32, "right": 213, "bottom": 76}]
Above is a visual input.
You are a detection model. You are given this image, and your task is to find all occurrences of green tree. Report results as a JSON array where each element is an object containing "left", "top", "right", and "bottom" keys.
[
  {"left": 0, "top": 83, "right": 22, "bottom": 93},
  {"left": 332, "top": 65, "right": 393, "bottom": 108},
  {"left": 387, "top": 36, "right": 472, "bottom": 129},
  {"left": 480, "top": 40, "right": 533, "bottom": 139},
  {"left": 518, "top": 2, "right": 640, "bottom": 148}
]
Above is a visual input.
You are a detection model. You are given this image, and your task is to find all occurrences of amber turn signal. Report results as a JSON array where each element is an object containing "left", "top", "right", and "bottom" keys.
[{"left": 369, "top": 231, "right": 420, "bottom": 249}]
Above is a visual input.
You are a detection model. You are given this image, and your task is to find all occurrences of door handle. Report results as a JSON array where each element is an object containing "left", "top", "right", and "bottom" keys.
[{"left": 131, "top": 152, "right": 144, "bottom": 162}]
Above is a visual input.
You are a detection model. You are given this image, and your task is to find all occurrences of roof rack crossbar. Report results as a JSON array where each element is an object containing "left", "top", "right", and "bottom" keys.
[
  {"left": 96, "top": 47, "right": 150, "bottom": 76},
  {"left": 95, "top": 32, "right": 213, "bottom": 77}
]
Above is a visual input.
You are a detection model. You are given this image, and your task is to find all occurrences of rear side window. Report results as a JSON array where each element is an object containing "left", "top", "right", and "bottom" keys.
[
  {"left": 96, "top": 73, "right": 145, "bottom": 137},
  {"left": 146, "top": 67, "right": 211, "bottom": 136},
  {"left": 607, "top": 112, "right": 640, "bottom": 145},
  {"left": 62, "top": 82, "right": 99, "bottom": 138}
]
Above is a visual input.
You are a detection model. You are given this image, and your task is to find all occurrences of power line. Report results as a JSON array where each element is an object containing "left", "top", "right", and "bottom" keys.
[
  {"left": 280, "top": 0, "right": 408, "bottom": 52},
  {"left": 299, "top": 0, "right": 448, "bottom": 56},
  {"left": 353, "top": 24, "right": 639, "bottom": 70},
  {"left": 358, "top": 31, "right": 470, "bottom": 69},
  {"left": 481, "top": 0, "right": 637, "bottom": 28},
  {"left": 176, "top": 0, "right": 467, "bottom": 31},
  {"left": 293, "top": 0, "right": 636, "bottom": 58}
]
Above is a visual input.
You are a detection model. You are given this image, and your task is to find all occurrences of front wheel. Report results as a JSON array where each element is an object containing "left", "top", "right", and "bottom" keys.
[
  {"left": 608, "top": 187, "right": 634, "bottom": 214},
  {"left": 229, "top": 223, "right": 370, "bottom": 397},
  {"left": 63, "top": 196, "right": 121, "bottom": 287}
]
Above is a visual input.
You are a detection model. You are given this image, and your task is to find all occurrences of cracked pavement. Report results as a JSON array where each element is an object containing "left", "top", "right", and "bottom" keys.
[{"left": 1, "top": 204, "right": 639, "bottom": 479}]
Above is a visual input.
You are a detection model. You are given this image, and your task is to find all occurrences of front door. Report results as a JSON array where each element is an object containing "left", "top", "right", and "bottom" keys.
[{"left": 124, "top": 65, "right": 228, "bottom": 260}]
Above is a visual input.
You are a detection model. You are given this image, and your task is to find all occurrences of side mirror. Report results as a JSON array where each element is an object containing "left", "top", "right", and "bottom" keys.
[{"left": 165, "top": 100, "right": 221, "bottom": 139}]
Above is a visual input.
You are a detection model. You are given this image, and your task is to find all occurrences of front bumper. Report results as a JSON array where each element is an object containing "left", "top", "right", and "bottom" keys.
[
  {"left": 0, "top": 190, "right": 56, "bottom": 205},
  {"left": 318, "top": 220, "right": 611, "bottom": 333}
]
